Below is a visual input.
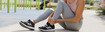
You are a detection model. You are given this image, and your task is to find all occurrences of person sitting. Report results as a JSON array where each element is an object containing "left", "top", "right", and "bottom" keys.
[{"left": 19, "top": 0, "right": 85, "bottom": 31}]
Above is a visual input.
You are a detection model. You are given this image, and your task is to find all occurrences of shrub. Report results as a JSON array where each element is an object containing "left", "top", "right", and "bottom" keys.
[
  {"left": 102, "top": 7, "right": 105, "bottom": 15},
  {"left": 85, "top": 0, "right": 91, "bottom": 4},
  {"left": 89, "top": 0, "right": 94, "bottom": 6}
]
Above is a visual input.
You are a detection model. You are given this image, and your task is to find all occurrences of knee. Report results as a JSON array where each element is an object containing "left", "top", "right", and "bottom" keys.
[
  {"left": 47, "top": 8, "right": 54, "bottom": 12},
  {"left": 46, "top": 8, "right": 54, "bottom": 13},
  {"left": 59, "top": 0, "right": 66, "bottom": 3},
  {"left": 58, "top": 0, "right": 66, "bottom": 5},
  {"left": 45, "top": 8, "right": 54, "bottom": 14}
]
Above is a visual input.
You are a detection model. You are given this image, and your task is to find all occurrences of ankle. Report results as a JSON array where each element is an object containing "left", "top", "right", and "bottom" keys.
[
  {"left": 47, "top": 22, "right": 54, "bottom": 26},
  {"left": 32, "top": 20, "right": 35, "bottom": 24},
  {"left": 46, "top": 22, "right": 55, "bottom": 29}
]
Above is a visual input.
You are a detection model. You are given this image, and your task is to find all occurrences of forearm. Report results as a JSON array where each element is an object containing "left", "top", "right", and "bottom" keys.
[
  {"left": 54, "top": 0, "right": 85, "bottom": 23},
  {"left": 54, "top": 17, "right": 81, "bottom": 23},
  {"left": 48, "top": 11, "right": 55, "bottom": 22},
  {"left": 49, "top": 11, "right": 55, "bottom": 17}
]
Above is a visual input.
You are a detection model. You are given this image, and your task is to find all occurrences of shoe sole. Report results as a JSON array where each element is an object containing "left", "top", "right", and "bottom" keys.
[
  {"left": 39, "top": 28, "right": 55, "bottom": 31},
  {"left": 19, "top": 22, "right": 34, "bottom": 30}
]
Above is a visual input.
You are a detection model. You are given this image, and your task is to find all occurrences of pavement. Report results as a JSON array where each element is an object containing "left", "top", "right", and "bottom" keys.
[{"left": 0, "top": 10, "right": 105, "bottom": 32}]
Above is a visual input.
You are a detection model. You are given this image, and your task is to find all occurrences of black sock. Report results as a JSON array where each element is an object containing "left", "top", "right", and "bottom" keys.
[{"left": 47, "top": 22, "right": 55, "bottom": 29}]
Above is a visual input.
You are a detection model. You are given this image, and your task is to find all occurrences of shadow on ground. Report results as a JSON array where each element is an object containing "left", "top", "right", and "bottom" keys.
[
  {"left": 99, "top": 15, "right": 105, "bottom": 21},
  {"left": 13, "top": 29, "right": 79, "bottom": 32}
]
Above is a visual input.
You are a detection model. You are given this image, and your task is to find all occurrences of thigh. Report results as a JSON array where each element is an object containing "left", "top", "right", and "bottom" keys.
[
  {"left": 64, "top": 19, "right": 83, "bottom": 31},
  {"left": 61, "top": 0, "right": 75, "bottom": 19}
]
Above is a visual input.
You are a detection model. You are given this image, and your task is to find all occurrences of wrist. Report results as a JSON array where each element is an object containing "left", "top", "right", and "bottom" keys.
[{"left": 54, "top": 20, "right": 60, "bottom": 23}]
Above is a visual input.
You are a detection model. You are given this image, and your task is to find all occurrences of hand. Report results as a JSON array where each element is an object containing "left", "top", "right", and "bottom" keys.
[
  {"left": 48, "top": 17, "right": 55, "bottom": 25},
  {"left": 48, "top": 20, "right": 56, "bottom": 25},
  {"left": 48, "top": 17, "right": 51, "bottom": 22}
]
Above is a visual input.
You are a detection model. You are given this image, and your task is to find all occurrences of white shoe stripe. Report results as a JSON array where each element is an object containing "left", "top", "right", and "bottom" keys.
[{"left": 20, "top": 22, "right": 34, "bottom": 29}]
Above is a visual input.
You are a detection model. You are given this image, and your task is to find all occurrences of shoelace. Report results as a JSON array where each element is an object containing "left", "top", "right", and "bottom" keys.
[{"left": 26, "top": 19, "right": 33, "bottom": 26}]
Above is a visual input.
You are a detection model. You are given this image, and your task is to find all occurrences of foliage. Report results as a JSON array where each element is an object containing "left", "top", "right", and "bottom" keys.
[
  {"left": 85, "top": 0, "right": 91, "bottom": 4},
  {"left": 102, "top": 7, "right": 105, "bottom": 15},
  {"left": 97, "top": 7, "right": 105, "bottom": 15},
  {"left": 89, "top": 0, "right": 94, "bottom": 6}
]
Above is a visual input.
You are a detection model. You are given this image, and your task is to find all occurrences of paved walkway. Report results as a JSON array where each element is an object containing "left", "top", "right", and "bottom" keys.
[{"left": 0, "top": 10, "right": 105, "bottom": 32}]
